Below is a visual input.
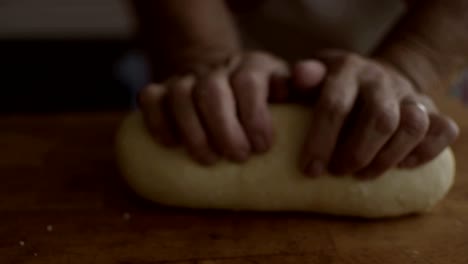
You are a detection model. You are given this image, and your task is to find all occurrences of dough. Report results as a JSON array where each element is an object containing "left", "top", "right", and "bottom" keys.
[{"left": 116, "top": 105, "right": 456, "bottom": 218}]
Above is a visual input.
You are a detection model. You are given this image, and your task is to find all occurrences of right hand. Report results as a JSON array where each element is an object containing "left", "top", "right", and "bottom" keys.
[{"left": 138, "top": 51, "right": 326, "bottom": 165}]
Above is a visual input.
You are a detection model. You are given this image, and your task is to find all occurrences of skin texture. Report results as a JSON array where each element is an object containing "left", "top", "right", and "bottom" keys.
[
  {"left": 130, "top": 0, "right": 464, "bottom": 178},
  {"left": 295, "top": 50, "right": 458, "bottom": 179}
]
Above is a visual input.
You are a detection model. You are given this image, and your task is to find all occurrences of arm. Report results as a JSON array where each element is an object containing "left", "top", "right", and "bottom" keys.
[
  {"left": 374, "top": 0, "right": 468, "bottom": 93},
  {"left": 129, "top": 0, "right": 241, "bottom": 80},
  {"left": 296, "top": 0, "right": 463, "bottom": 178},
  {"left": 128, "top": 0, "right": 302, "bottom": 164}
]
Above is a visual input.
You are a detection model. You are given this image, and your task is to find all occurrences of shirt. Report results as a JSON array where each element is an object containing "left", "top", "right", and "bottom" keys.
[{"left": 234, "top": 0, "right": 406, "bottom": 60}]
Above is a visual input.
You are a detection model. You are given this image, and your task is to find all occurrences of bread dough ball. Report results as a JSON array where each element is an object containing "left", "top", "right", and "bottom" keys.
[{"left": 116, "top": 105, "right": 455, "bottom": 218}]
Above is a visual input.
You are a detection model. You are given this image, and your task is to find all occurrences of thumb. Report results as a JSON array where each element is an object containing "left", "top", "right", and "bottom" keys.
[
  {"left": 286, "top": 60, "right": 327, "bottom": 103},
  {"left": 292, "top": 60, "right": 327, "bottom": 91}
]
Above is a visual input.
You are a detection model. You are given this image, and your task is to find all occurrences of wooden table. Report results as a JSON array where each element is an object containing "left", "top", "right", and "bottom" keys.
[{"left": 1, "top": 94, "right": 467, "bottom": 264}]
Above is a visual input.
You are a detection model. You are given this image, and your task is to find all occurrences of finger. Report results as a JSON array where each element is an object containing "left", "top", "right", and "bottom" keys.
[
  {"left": 357, "top": 100, "right": 429, "bottom": 179},
  {"left": 194, "top": 70, "right": 251, "bottom": 162},
  {"left": 300, "top": 64, "right": 360, "bottom": 177},
  {"left": 168, "top": 75, "right": 219, "bottom": 165},
  {"left": 399, "top": 114, "right": 459, "bottom": 168},
  {"left": 137, "top": 83, "right": 178, "bottom": 146},
  {"left": 283, "top": 60, "right": 327, "bottom": 104},
  {"left": 231, "top": 53, "right": 288, "bottom": 153},
  {"left": 332, "top": 76, "right": 400, "bottom": 176},
  {"left": 292, "top": 60, "right": 327, "bottom": 91}
]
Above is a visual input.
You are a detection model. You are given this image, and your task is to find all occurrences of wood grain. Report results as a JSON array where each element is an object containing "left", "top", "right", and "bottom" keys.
[{"left": 0, "top": 93, "right": 467, "bottom": 263}]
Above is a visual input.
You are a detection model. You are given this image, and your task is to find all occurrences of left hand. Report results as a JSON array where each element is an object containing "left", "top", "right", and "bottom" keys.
[
  {"left": 138, "top": 51, "right": 317, "bottom": 165},
  {"left": 294, "top": 49, "right": 459, "bottom": 179}
]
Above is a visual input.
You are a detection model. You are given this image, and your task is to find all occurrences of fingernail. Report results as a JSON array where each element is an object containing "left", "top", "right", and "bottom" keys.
[
  {"left": 305, "top": 160, "right": 325, "bottom": 177},
  {"left": 400, "top": 155, "right": 419, "bottom": 168},
  {"left": 253, "top": 134, "right": 268, "bottom": 153}
]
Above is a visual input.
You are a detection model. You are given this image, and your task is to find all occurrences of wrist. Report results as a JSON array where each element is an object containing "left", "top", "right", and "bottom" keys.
[
  {"left": 140, "top": 33, "right": 241, "bottom": 80},
  {"left": 372, "top": 0, "right": 468, "bottom": 94},
  {"left": 132, "top": 0, "right": 242, "bottom": 79},
  {"left": 374, "top": 39, "right": 449, "bottom": 94},
  {"left": 376, "top": 45, "right": 439, "bottom": 94},
  {"left": 163, "top": 44, "right": 241, "bottom": 75}
]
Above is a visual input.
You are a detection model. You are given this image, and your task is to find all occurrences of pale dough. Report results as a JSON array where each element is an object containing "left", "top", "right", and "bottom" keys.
[{"left": 116, "top": 105, "right": 456, "bottom": 218}]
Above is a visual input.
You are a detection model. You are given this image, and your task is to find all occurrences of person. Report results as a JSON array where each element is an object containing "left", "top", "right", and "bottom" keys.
[{"left": 127, "top": 0, "right": 464, "bottom": 179}]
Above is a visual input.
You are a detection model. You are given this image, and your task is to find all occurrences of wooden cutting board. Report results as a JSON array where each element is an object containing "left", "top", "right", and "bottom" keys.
[{"left": 0, "top": 92, "right": 467, "bottom": 263}]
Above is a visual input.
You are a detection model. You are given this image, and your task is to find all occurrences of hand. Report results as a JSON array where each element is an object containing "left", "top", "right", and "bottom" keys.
[
  {"left": 295, "top": 49, "right": 459, "bottom": 179},
  {"left": 138, "top": 51, "right": 324, "bottom": 165}
]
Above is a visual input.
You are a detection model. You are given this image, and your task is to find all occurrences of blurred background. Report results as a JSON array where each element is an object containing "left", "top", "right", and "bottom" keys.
[
  {"left": 1, "top": 0, "right": 467, "bottom": 114},
  {"left": 0, "top": 0, "right": 143, "bottom": 113}
]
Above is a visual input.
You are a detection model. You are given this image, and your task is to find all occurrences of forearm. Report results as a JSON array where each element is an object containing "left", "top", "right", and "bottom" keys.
[
  {"left": 374, "top": 0, "right": 468, "bottom": 93},
  {"left": 130, "top": 0, "right": 241, "bottom": 79}
]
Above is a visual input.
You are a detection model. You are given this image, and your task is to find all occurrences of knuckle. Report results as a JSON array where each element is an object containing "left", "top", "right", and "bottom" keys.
[
  {"left": 232, "top": 71, "right": 261, "bottom": 90},
  {"left": 401, "top": 108, "right": 429, "bottom": 137},
  {"left": 394, "top": 75, "right": 413, "bottom": 90},
  {"left": 401, "top": 120, "right": 427, "bottom": 138},
  {"left": 372, "top": 103, "right": 399, "bottom": 134},
  {"left": 198, "top": 77, "right": 221, "bottom": 97},
  {"left": 320, "top": 96, "right": 349, "bottom": 117},
  {"left": 194, "top": 77, "right": 223, "bottom": 104},
  {"left": 362, "top": 64, "right": 385, "bottom": 83},
  {"left": 203, "top": 76, "right": 222, "bottom": 92}
]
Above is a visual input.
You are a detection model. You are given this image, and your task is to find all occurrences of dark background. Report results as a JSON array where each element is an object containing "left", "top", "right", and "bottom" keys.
[
  {"left": 1, "top": 1, "right": 466, "bottom": 114},
  {"left": 0, "top": 39, "right": 134, "bottom": 113},
  {"left": 0, "top": 0, "right": 139, "bottom": 113}
]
